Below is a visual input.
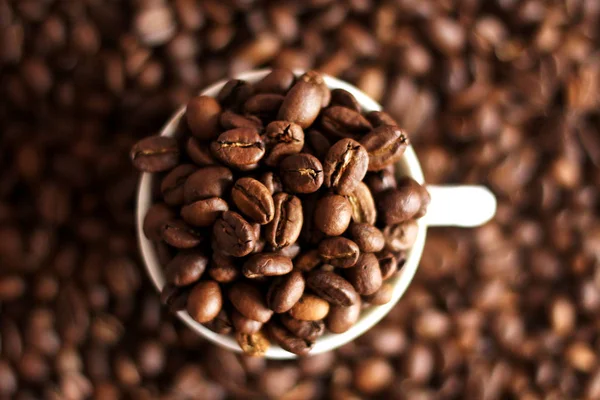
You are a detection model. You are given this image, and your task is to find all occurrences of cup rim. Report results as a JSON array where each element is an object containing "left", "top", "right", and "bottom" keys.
[{"left": 136, "top": 69, "right": 427, "bottom": 359}]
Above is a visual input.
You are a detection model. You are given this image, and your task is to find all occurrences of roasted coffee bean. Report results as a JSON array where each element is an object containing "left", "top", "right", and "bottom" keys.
[
  {"left": 231, "top": 178, "right": 275, "bottom": 224},
  {"left": 330, "top": 89, "right": 361, "bottom": 112},
  {"left": 314, "top": 194, "right": 352, "bottom": 236},
  {"left": 236, "top": 331, "right": 270, "bottom": 357},
  {"left": 323, "top": 138, "right": 369, "bottom": 195},
  {"left": 289, "top": 294, "right": 330, "bottom": 321},
  {"left": 160, "top": 284, "right": 189, "bottom": 312},
  {"left": 131, "top": 136, "right": 179, "bottom": 172},
  {"left": 217, "top": 79, "right": 254, "bottom": 110},
  {"left": 187, "top": 280, "right": 222, "bottom": 323},
  {"left": 305, "top": 130, "right": 331, "bottom": 159},
  {"left": 346, "top": 181, "right": 377, "bottom": 225},
  {"left": 349, "top": 223, "right": 385, "bottom": 253},
  {"left": 318, "top": 237, "right": 360, "bottom": 268},
  {"left": 280, "top": 314, "right": 326, "bottom": 341},
  {"left": 181, "top": 197, "right": 229, "bottom": 227},
  {"left": 220, "top": 110, "right": 263, "bottom": 131},
  {"left": 165, "top": 250, "right": 208, "bottom": 286},
  {"left": 377, "top": 251, "right": 398, "bottom": 280},
  {"left": 183, "top": 166, "right": 233, "bottom": 204},
  {"left": 265, "top": 192, "right": 303, "bottom": 250},
  {"left": 161, "top": 164, "right": 197, "bottom": 206},
  {"left": 365, "top": 111, "right": 398, "bottom": 128},
  {"left": 254, "top": 68, "right": 295, "bottom": 94},
  {"left": 267, "top": 322, "right": 313, "bottom": 356},
  {"left": 383, "top": 220, "right": 419, "bottom": 252},
  {"left": 345, "top": 253, "right": 382, "bottom": 295},
  {"left": 280, "top": 154, "right": 324, "bottom": 194},
  {"left": 259, "top": 171, "right": 283, "bottom": 195},
  {"left": 208, "top": 252, "right": 239, "bottom": 283},
  {"left": 244, "top": 93, "right": 285, "bottom": 121},
  {"left": 301, "top": 71, "right": 331, "bottom": 107},
  {"left": 262, "top": 121, "right": 304, "bottom": 166},
  {"left": 306, "top": 270, "right": 359, "bottom": 306},
  {"left": 186, "top": 95, "right": 222, "bottom": 141},
  {"left": 294, "top": 250, "right": 322, "bottom": 272},
  {"left": 360, "top": 125, "right": 409, "bottom": 171},
  {"left": 321, "top": 106, "right": 371, "bottom": 139},
  {"left": 206, "top": 308, "right": 233, "bottom": 335},
  {"left": 364, "top": 168, "right": 397, "bottom": 195},
  {"left": 161, "top": 219, "right": 204, "bottom": 249},
  {"left": 232, "top": 310, "right": 263, "bottom": 334},
  {"left": 363, "top": 283, "right": 393, "bottom": 305},
  {"left": 377, "top": 179, "right": 425, "bottom": 225},
  {"left": 211, "top": 128, "right": 265, "bottom": 169},
  {"left": 212, "top": 211, "right": 256, "bottom": 257},
  {"left": 267, "top": 270, "right": 305, "bottom": 313},
  {"left": 276, "top": 242, "right": 301, "bottom": 259},
  {"left": 143, "top": 203, "right": 176, "bottom": 241},
  {"left": 228, "top": 282, "right": 273, "bottom": 323},
  {"left": 326, "top": 299, "right": 362, "bottom": 334},
  {"left": 277, "top": 77, "right": 323, "bottom": 128},
  {"left": 186, "top": 137, "right": 220, "bottom": 166},
  {"left": 243, "top": 253, "right": 293, "bottom": 278}
]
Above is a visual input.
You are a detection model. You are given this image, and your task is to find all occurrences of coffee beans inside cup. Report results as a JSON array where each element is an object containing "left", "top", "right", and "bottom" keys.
[{"left": 131, "top": 69, "right": 429, "bottom": 356}]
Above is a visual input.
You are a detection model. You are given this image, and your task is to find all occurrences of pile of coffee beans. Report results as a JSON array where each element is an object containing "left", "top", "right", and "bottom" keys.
[{"left": 131, "top": 69, "right": 429, "bottom": 356}]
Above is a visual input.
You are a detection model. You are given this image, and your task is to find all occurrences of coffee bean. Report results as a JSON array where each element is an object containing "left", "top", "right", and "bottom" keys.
[
  {"left": 326, "top": 299, "right": 362, "bottom": 334},
  {"left": 294, "top": 250, "right": 322, "bottom": 272},
  {"left": 321, "top": 106, "right": 371, "bottom": 139},
  {"left": 236, "top": 331, "right": 270, "bottom": 357},
  {"left": 377, "top": 181, "right": 424, "bottom": 225},
  {"left": 280, "top": 314, "right": 325, "bottom": 341},
  {"left": 208, "top": 252, "right": 239, "bottom": 283},
  {"left": 232, "top": 309, "right": 263, "bottom": 334},
  {"left": 267, "top": 322, "right": 313, "bottom": 356},
  {"left": 360, "top": 125, "right": 409, "bottom": 171},
  {"left": 206, "top": 309, "right": 233, "bottom": 335},
  {"left": 280, "top": 154, "right": 324, "bottom": 194},
  {"left": 317, "top": 237, "right": 360, "bottom": 268},
  {"left": 365, "top": 111, "right": 399, "bottom": 128},
  {"left": 187, "top": 280, "right": 222, "bottom": 323},
  {"left": 323, "top": 138, "right": 369, "bottom": 195},
  {"left": 289, "top": 294, "right": 330, "bottom": 321},
  {"left": 276, "top": 242, "right": 301, "bottom": 259},
  {"left": 353, "top": 357, "right": 394, "bottom": 394},
  {"left": 231, "top": 177, "right": 275, "bottom": 224},
  {"left": 160, "top": 284, "right": 189, "bottom": 312},
  {"left": 265, "top": 192, "right": 303, "bottom": 250},
  {"left": 277, "top": 78, "right": 323, "bottom": 128},
  {"left": 186, "top": 137, "right": 220, "bottom": 166},
  {"left": 345, "top": 253, "right": 382, "bottom": 295},
  {"left": 377, "top": 251, "right": 399, "bottom": 280},
  {"left": 161, "top": 164, "right": 197, "bottom": 206},
  {"left": 217, "top": 79, "right": 254, "bottom": 110},
  {"left": 165, "top": 250, "right": 208, "bottom": 286},
  {"left": 161, "top": 219, "right": 204, "bottom": 249},
  {"left": 243, "top": 253, "right": 293, "bottom": 278},
  {"left": 143, "top": 203, "right": 176, "bottom": 241},
  {"left": 364, "top": 168, "right": 397, "bottom": 195},
  {"left": 220, "top": 110, "right": 263, "bottom": 131},
  {"left": 346, "top": 181, "right": 377, "bottom": 225},
  {"left": 244, "top": 93, "right": 285, "bottom": 121},
  {"left": 212, "top": 211, "right": 256, "bottom": 257},
  {"left": 183, "top": 166, "right": 233, "bottom": 204},
  {"left": 181, "top": 197, "right": 229, "bottom": 227},
  {"left": 314, "top": 194, "right": 352, "bottom": 236},
  {"left": 211, "top": 128, "right": 265, "bottom": 169},
  {"left": 363, "top": 283, "right": 393, "bottom": 305},
  {"left": 259, "top": 171, "right": 283, "bottom": 195},
  {"left": 349, "top": 223, "right": 385, "bottom": 253},
  {"left": 306, "top": 270, "right": 359, "bottom": 306},
  {"left": 301, "top": 71, "right": 331, "bottom": 107},
  {"left": 267, "top": 270, "right": 305, "bottom": 313},
  {"left": 131, "top": 136, "right": 179, "bottom": 172},
  {"left": 305, "top": 130, "right": 331, "bottom": 159},
  {"left": 383, "top": 220, "right": 419, "bottom": 252},
  {"left": 228, "top": 282, "right": 273, "bottom": 323},
  {"left": 330, "top": 89, "right": 361, "bottom": 112},
  {"left": 262, "top": 121, "right": 304, "bottom": 166},
  {"left": 254, "top": 68, "right": 295, "bottom": 94},
  {"left": 186, "top": 95, "right": 222, "bottom": 141}
]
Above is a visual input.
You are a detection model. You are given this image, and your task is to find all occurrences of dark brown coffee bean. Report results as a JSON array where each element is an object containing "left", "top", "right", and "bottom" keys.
[
  {"left": 280, "top": 314, "right": 325, "bottom": 341},
  {"left": 280, "top": 154, "right": 324, "bottom": 194},
  {"left": 242, "top": 253, "right": 293, "bottom": 278},
  {"left": 267, "top": 322, "right": 313, "bottom": 356},
  {"left": 294, "top": 250, "right": 322, "bottom": 272},
  {"left": 161, "top": 164, "right": 197, "bottom": 206},
  {"left": 231, "top": 177, "right": 275, "bottom": 224},
  {"left": 363, "top": 283, "right": 394, "bottom": 305},
  {"left": 377, "top": 251, "right": 398, "bottom": 280},
  {"left": 365, "top": 111, "right": 399, "bottom": 128},
  {"left": 211, "top": 128, "right": 265, "bottom": 169},
  {"left": 186, "top": 137, "right": 220, "bottom": 166},
  {"left": 217, "top": 79, "right": 254, "bottom": 110},
  {"left": 219, "top": 110, "right": 263, "bottom": 130},
  {"left": 289, "top": 294, "right": 330, "bottom": 321},
  {"left": 186, "top": 95, "right": 222, "bottom": 141},
  {"left": 265, "top": 192, "right": 303, "bottom": 250},
  {"left": 324, "top": 138, "right": 369, "bottom": 195},
  {"left": 208, "top": 252, "right": 239, "bottom": 283},
  {"left": 143, "top": 203, "right": 176, "bottom": 241},
  {"left": 365, "top": 168, "right": 397, "bottom": 195},
  {"left": 326, "top": 299, "right": 362, "bottom": 334},
  {"left": 330, "top": 89, "right": 361, "bottom": 112},
  {"left": 212, "top": 211, "right": 256, "bottom": 257},
  {"left": 267, "top": 270, "right": 305, "bottom": 313},
  {"left": 346, "top": 181, "right": 377, "bottom": 225},
  {"left": 318, "top": 237, "right": 360, "bottom": 268},
  {"left": 236, "top": 331, "right": 270, "bottom": 357},
  {"left": 228, "top": 282, "right": 273, "bottom": 323},
  {"left": 161, "top": 219, "right": 204, "bottom": 249},
  {"left": 262, "top": 121, "right": 305, "bottom": 166},
  {"left": 276, "top": 242, "right": 301, "bottom": 259},
  {"left": 305, "top": 130, "right": 331, "bottom": 159},
  {"left": 383, "top": 220, "right": 419, "bottom": 252},
  {"left": 321, "top": 106, "right": 372, "bottom": 140},
  {"left": 360, "top": 125, "right": 409, "bottom": 171},
  {"left": 254, "top": 68, "right": 295, "bottom": 94},
  {"left": 160, "top": 284, "right": 189, "bottom": 312},
  {"left": 345, "top": 253, "right": 382, "bottom": 295},
  {"left": 181, "top": 197, "right": 229, "bottom": 227},
  {"left": 130, "top": 136, "right": 179, "bottom": 172},
  {"left": 244, "top": 93, "right": 285, "bottom": 121},
  {"left": 187, "top": 280, "right": 222, "bottom": 323},
  {"left": 302, "top": 71, "right": 331, "bottom": 107},
  {"left": 206, "top": 310, "right": 233, "bottom": 336},
  {"left": 349, "top": 223, "right": 385, "bottom": 253},
  {"left": 231, "top": 309, "right": 263, "bottom": 334},
  {"left": 314, "top": 194, "right": 352, "bottom": 236},
  {"left": 278, "top": 78, "right": 323, "bottom": 128},
  {"left": 306, "top": 270, "right": 359, "bottom": 306},
  {"left": 165, "top": 250, "right": 208, "bottom": 287},
  {"left": 183, "top": 166, "right": 233, "bottom": 204},
  {"left": 377, "top": 180, "right": 424, "bottom": 225},
  {"left": 259, "top": 171, "right": 283, "bottom": 195}
]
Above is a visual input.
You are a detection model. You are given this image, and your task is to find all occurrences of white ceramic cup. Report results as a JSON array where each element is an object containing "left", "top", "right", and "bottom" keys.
[{"left": 136, "top": 69, "right": 497, "bottom": 359}]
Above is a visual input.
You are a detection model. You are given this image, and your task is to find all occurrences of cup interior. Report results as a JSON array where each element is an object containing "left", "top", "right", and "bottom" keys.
[{"left": 136, "top": 69, "right": 427, "bottom": 359}]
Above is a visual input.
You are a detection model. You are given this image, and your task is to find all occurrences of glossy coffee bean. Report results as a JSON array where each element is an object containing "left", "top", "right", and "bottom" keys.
[
  {"left": 161, "top": 219, "right": 204, "bottom": 249},
  {"left": 219, "top": 110, "right": 263, "bottom": 131},
  {"left": 330, "top": 89, "right": 361, "bottom": 112},
  {"left": 345, "top": 253, "right": 382, "bottom": 295},
  {"left": 183, "top": 166, "right": 233, "bottom": 204},
  {"left": 365, "top": 110, "right": 399, "bottom": 128},
  {"left": 231, "top": 177, "right": 275, "bottom": 224},
  {"left": 262, "top": 121, "right": 304, "bottom": 166},
  {"left": 326, "top": 299, "right": 362, "bottom": 334},
  {"left": 165, "top": 250, "right": 208, "bottom": 286},
  {"left": 243, "top": 93, "right": 285, "bottom": 121},
  {"left": 318, "top": 237, "right": 360, "bottom": 268},
  {"left": 217, "top": 79, "right": 254, "bottom": 110},
  {"left": 254, "top": 68, "right": 295, "bottom": 94},
  {"left": 305, "top": 130, "right": 331, "bottom": 159},
  {"left": 360, "top": 125, "right": 409, "bottom": 171},
  {"left": 186, "top": 280, "right": 222, "bottom": 323},
  {"left": 377, "top": 182, "right": 423, "bottom": 225},
  {"left": 314, "top": 194, "right": 352, "bottom": 236},
  {"left": 306, "top": 270, "right": 359, "bottom": 306},
  {"left": 259, "top": 171, "right": 283, "bottom": 195},
  {"left": 265, "top": 192, "right": 303, "bottom": 250},
  {"left": 383, "top": 220, "right": 419, "bottom": 252},
  {"left": 161, "top": 164, "right": 197, "bottom": 206},
  {"left": 321, "top": 106, "right": 371, "bottom": 139},
  {"left": 185, "top": 95, "right": 222, "bottom": 141},
  {"left": 231, "top": 309, "right": 263, "bottom": 334},
  {"left": 365, "top": 168, "right": 397, "bottom": 195},
  {"left": 267, "top": 322, "right": 313, "bottom": 356},
  {"left": 212, "top": 211, "right": 256, "bottom": 257},
  {"left": 294, "top": 250, "right": 322, "bottom": 272},
  {"left": 236, "top": 331, "right": 270, "bottom": 357},
  {"left": 377, "top": 251, "right": 399, "bottom": 280},
  {"left": 301, "top": 71, "right": 331, "bottom": 107},
  {"left": 346, "top": 181, "right": 377, "bottom": 225},
  {"left": 277, "top": 78, "right": 323, "bottom": 128},
  {"left": 181, "top": 197, "right": 229, "bottom": 227},
  {"left": 210, "top": 128, "right": 265, "bottom": 169},
  {"left": 363, "top": 283, "right": 393, "bottom": 305},
  {"left": 242, "top": 253, "right": 293, "bottom": 279},
  {"left": 280, "top": 314, "right": 325, "bottom": 341},
  {"left": 323, "top": 138, "right": 369, "bottom": 195},
  {"left": 186, "top": 137, "right": 219, "bottom": 166},
  {"left": 280, "top": 154, "right": 324, "bottom": 194},
  {"left": 289, "top": 294, "right": 330, "bottom": 321},
  {"left": 143, "top": 203, "right": 175, "bottom": 241},
  {"left": 276, "top": 242, "right": 301, "bottom": 259},
  {"left": 267, "top": 270, "right": 305, "bottom": 313},
  {"left": 349, "top": 223, "right": 385, "bottom": 253},
  {"left": 131, "top": 136, "right": 179, "bottom": 172},
  {"left": 228, "top": 282, "right": 273, "bottom": 323},
  {"left": 208, "top": 252, "right": 240, "bottom": 283}
]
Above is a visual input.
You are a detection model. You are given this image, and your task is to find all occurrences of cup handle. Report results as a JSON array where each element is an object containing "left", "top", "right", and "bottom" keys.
[{"left": 420, "top": 185, "right": 497, "bottom": 227}]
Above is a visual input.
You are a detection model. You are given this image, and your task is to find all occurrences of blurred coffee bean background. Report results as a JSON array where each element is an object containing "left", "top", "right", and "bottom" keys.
[{"left": 1, "top": 0, "right": 600, "bottom": 398}]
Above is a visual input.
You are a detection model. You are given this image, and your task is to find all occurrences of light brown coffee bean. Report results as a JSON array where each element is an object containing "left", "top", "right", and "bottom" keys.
[
  {"left": 314, "top": 194, "right": 352, "bottom": 236},
  {"left": 187, "top": 281, "right": 222, "bottom": 323},
  {"left": 346, "top": 181, "right": 377, "bottom": 225},
  {"left": 326, "top": 299, "right": 362, "bottom": 334},
  {"left": 345, "top": 253, "right": 382, "bottom": 295},
  {"left": 277, "top": 78, "right": 323, "bottom": 128},
  {"left": 363, "top": 283, "right": 393, "bottom": 305},
  {"left": 289, "top": 294, "right": 330, "bottom": 321}
]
